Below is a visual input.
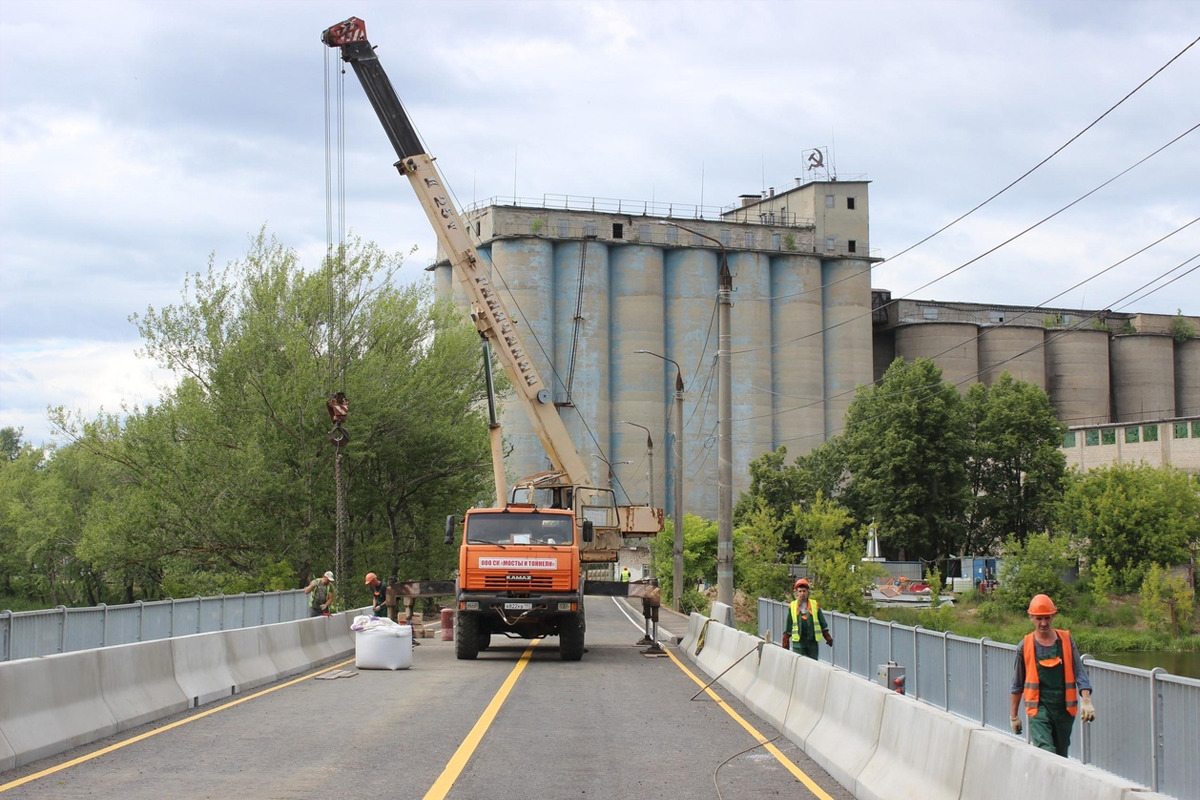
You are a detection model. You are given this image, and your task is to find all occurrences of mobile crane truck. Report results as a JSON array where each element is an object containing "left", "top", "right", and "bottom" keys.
[{"left": 322, "top": 18, "right": 663, "bottom": 661}]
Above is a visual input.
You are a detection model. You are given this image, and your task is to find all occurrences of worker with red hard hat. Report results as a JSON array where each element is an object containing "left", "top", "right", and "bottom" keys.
[
  {"left": 782, "top": 578, "right": 832, "bottom": 659},
  {"left": 365, "top": 572, "right": 387, "bottom": 617},
  {"left": 1010, "top": 594, "right": 1095, "bottom": 756}
]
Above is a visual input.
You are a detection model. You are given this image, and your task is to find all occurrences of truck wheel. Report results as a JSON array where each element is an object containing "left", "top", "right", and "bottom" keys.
[
  {"left": 477, "top": 628, "right": 491, "bottom": 652},
  {"left": 559, "top": 612, "right": 585, "bottom": 661},
  {"left": 456, "top": 611, "right": 480, "bottom": 660}
]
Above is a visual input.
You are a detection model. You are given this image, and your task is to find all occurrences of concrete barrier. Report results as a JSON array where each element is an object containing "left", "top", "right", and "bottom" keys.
[
  {"left": 0, "top": 726, "right": 14, "bottom": 773},
  {"left": 781, "top": 653, "right": 832, "bottom": 747},
  {"left": 325, "top": 611, "right": 356, "bottom": 655},
  {"left": 297, "top": 616, "right": 335, "bottom": 664},
  {"left": 0, "top": 650, "right": 118, "bottom": 769},
  {"left": 98, "top": 639, "right": 190, "bottom": 731},
  {"left": 709, "top": 601, "right": 734, "bottom": 627},
  {"left": 262, "top": 618, "right": 311, "bottom": 678},
  {"left": 855, "top": 692, "right": 976, "bottom": 800},
  {"left": 171, "top": 631, "right": 237, "bottom": 707},
  {"left": 694, "top": 622, "right": 755, "bottom": 681},
  {"left": 803, "top": 666, "right": 888, "bottom": 790},
  {"left": 961, "top": 728, "right": 1136, "bottom": 800},
  {"left": 679, "top": 612, "right": 707, "bottom": 656},
  {"left": 722, "top": 631, "right": 765, "bottom": 703},
  {"left": 222, "top": 625, "right": 280, "bottom": 693},
  {"left": 744, "top": 643, "right": 798, "bottom": 731}
]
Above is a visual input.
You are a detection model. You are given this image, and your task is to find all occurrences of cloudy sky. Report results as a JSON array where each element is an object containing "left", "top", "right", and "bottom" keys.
[{"left": 2, "top": 0, "right": 1197, "bottom": 447}]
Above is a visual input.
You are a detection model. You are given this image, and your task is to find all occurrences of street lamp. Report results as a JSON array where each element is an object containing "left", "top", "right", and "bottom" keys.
[
  {"left": 590, "top": 453, "right": 631, "bottom": 492},
  {"left": 617, "top": 421, "right": 654, "bottom": 507},
  {"left": 659, "top": 221, "right": 734, "bottom": 609},
  {"left": 635, "top": 349, "right": 685, "bottom": 612}
]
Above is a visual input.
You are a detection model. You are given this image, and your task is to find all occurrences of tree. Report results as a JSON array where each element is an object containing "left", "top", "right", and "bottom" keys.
[
  {"left": 732, "top": 498, "right": 792, "bottom": 604},
  {"left": 50, "top": 231, "right": 493, "bottom": 600},
  {"left": 0, "top": 426, "right": 22, "bottom": 461},
  {"left": 1139, "top": 563, "right": 1194, "bottom": 637},
  {"left": 1054, "top": 464, "right": 1199, "bottom": 592},
  {"left": 650, "top": 513, "right": 717, "bottom": 612},
  {"left": 839, "top": 358, "right": 970, "bottom": 565},
  {"left": 993, "top": 532, "right": 1073, "bottom": 613},
  {"left": 795, "top": 493, "right": 883, "bottom": 616},
  {"left": 963, "top": 373, "right": 1066, "bottom": 554}
]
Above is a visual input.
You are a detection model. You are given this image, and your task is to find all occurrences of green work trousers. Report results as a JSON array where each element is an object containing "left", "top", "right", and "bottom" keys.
[{"left": 1029, "top": 697, "right": 1075, "bottom": 757}]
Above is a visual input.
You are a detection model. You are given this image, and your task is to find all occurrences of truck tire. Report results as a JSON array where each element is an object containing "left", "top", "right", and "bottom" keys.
[
  {"left": 456, "top": 611, "right": 480, "bottom": 660},
  {"left": 559, "top": 612, "right": 585, "bottom": 661},
  {"left": 477, "top": 628, "right": 491, "bottom": 652}
]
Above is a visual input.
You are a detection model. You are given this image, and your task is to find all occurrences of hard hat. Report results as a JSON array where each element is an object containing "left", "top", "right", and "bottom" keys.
[
  {"left": 794, "top": 578, "right": 810, "bottom": 590},
  {"left": 323, "top": 570, "right": 335, "bottom": 582},
  {"left": 1027, "top": 594, "right": 1057, "bottom": 615},
  {"left": 365, "top": 572, "right": 377, "bottom": 585}
]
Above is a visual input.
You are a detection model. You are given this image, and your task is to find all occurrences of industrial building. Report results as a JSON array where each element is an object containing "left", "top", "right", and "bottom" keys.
[{"left": 432, "top": 179, "right": 1198, "bottom": 525}]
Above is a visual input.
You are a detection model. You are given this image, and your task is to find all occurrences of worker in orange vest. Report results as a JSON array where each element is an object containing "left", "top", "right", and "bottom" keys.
[{"left": 1009, "top": 594, "right": 1096, "bottom": 756}]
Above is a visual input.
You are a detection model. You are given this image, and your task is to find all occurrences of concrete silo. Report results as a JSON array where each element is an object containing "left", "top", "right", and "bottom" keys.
[
  {"left": 729, "top": 250, "right": 775, "bottom": 492},
  {"left": 822, "top": 258, "right": 874, "bottom": 437},
  {"left": 893, "top": 322, "right": 980, "bottom": 392},
  {"left": 771, "top": 254, "right": 825, "bottom": 455},
  {"left": 1044, "top": 328, "right": 1110, "bottom": 426},
  {"left": 1176, "top": 337, "right": 1200, "bottom": 417},
  {"left": 1111, "top": 334, "right": 1175, "bottom": 423},
  {"left": 977, "top": 325, "right": 1046, "bottom": 387}
]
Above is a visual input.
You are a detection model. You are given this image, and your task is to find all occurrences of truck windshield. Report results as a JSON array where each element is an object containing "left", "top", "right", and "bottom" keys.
[{"left": 465, "top": 513, "right": 574, "bottom": 546}]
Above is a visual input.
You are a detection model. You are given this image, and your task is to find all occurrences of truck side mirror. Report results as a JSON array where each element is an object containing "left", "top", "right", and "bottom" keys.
[
  {"left": 444, "top": 515, "right": 459, "bottom": 545},
  {"left": 581, "top": 519, "right": 594, "bottom": 544}
]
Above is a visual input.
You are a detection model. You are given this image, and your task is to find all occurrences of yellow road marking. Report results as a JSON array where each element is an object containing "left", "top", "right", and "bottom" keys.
[
  {"left": 0, "top": 658, "right": 356, "bottom": 793},
  {"left": 421, "top": 639, "right": 541, "bottom": 800},
  {"left": 663, "top": 646, "right": 837, "bottom": 800}
]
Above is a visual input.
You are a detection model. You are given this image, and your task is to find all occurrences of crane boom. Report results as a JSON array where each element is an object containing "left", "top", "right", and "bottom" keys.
[{"left": 322, "top": 17, "right": 590, "bottom": 486}]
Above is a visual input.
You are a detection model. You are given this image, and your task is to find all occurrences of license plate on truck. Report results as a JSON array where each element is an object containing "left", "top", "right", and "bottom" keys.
[{"left": 504, "top": 602, "right": 532, "bottom": 610}]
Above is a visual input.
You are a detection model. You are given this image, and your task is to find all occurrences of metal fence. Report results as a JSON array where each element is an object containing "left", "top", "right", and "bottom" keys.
[
  {"left": 1, "top": 591, "right": 311, "bottom": 662},
  {"left": 757, "top": 597, "right": 1198, "bottom": 800}
]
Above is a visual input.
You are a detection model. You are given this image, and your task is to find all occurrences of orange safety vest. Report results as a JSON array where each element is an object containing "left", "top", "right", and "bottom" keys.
[
  {"left": 789, "top": 599, "right": 824, "bottom": 641},
  {"left": 1021, "top": 629, "right": 1078, "bottom": 718}
]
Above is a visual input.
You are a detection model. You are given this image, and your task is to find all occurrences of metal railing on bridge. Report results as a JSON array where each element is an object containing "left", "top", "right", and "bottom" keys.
[
  {"left": 1, "top": 591, "right": 311, "bottom": 662},
  {"left": 758, "top": 597, "right": 1198, "bottom": 800}
]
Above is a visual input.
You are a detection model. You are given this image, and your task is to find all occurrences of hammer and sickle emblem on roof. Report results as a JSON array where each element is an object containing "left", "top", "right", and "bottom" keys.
[{"left": 807, "top": 149, "right": 824, "bottom": 170}]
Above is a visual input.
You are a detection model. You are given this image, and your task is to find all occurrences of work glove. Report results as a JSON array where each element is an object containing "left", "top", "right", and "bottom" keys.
[
  {"left": 823, "top": 631, "right": 833, "bottom": 646},
  {"left": 781, "top": 634, "right": 791, "bottom": 649},
  {"left": 1010, "top": 716, "right": 1022, "bottom": 735},
  {"left": 1079, "top": 695, "right": 1096, "bottom": 723}
]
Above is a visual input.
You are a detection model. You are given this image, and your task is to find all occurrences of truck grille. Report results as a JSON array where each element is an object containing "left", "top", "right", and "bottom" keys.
[{"left": 483, "top": 575, "right": 556, "bottom": 591}]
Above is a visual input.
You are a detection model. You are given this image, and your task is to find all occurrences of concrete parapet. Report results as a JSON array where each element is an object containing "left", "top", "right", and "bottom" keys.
[
  {"left": 781, "top": 654, "right": 832, "bottom": 747},
  {"left": 0, "top": 650, "right": 118, "bottom": 769},
  {"left": 680, "top": 612, "right": 707, "bottom": 656},
  {"left": 855, "top": 692, "right": 976, "bottom": 800},
  {"left": 804, "top": 667, "right": 888, "bottom": 790},
  {"left": 262, "top": 619, "right": 310, "bottom": 678},
  {"left": 961, "top": 728, "right": 1133, "bottom": 800},
  {"left": 171, "top": 631, "right": 236, "bottom": 707},
  {"left": 297, "top": 615, "right": 335, "bottom": 664},
  {"left": 709, "top": 601, "right": 734, "bottom": 627},
  {"left": 99, "top": 639, "right": 189, "bottom": 731},
  {"left": 0, "top": 726, "right": 14, "bottom": 773},
  {"left": 694, "top": 621, "right": 755, "bottom": 681},
  {"left": 325, "top": 611, "right": 356, "bottom": 655},
  {"left": 744, "top": 643, "right": 798, "bottom": 731}
]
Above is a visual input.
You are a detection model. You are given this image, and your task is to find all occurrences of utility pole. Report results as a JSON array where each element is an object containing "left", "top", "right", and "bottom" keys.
[{"left": 636, "top": 349, "right": 685, "bottom": 611}]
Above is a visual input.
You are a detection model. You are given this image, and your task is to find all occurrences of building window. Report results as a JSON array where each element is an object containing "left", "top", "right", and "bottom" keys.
[
  {"left": 612, "top": 223, "right": 624, "bottom": 239},
  {"left": 1193, "top": 420, "right": 1200, "bottom": 437},
  {"left": 825, "top": 236, "right": 836, "bottom": 252},
  {"left": 1085, "top": 430, "right": 1100, "bottom": 446},
  {"left": 745, "top": 232, "right": 756, "bottom": 249},
  {"left": 1125, "top": 426, "right": 1140, "bottom": 443},
  {"left": 1062, "top": 431, "right": 1076, "bottom": 448},
  {"left": 923, "top": 306, "right": 939, "bottom": 320},
  {"left": 847, "top": 240, "right": 857, "bottom": 253},
  {"left": 825, "top": 194, "right": 835, "bottom": 209},
  {"left": 1101, "top": 429, "right": 1116, "bottom": 445},
  {"left": 772, "top": 233, "right": 782, "bottom": 250},
  {"left": 638, "top": 223, "right": 650, "bottom": 240},
  {"left": 989, "top": 311, "right": 1005, "bottom": 323},
  {"left": 720, "top": 230, "right": 731, "bottom": 247},
  {"left": 847, "top": 197, "right": 856, "bottom": 210},
  {"left": 665, "top": 225, "right": 678, "bottom": 244},
  {"left": 557, "top": 219, "right": 569, "bottom": 237},
  {"left": 584, "top": 220, "right": 597, "bottom": 237},
  {"left": 1174, "top": 422, "right": 1190, "bottom": 439},
  {"left": 1143, "top": 425, "right": 1159, "bottom": 442}
]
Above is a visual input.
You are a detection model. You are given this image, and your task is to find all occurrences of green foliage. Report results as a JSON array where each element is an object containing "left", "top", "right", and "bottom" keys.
[
  {"left": 839, "top": 358, "right": 969, "bottom": 565},
  {"left": 8, "top": 231, "right": 494, "bottom": 605},
  {"left": 1140, "top": 564, "right": 1194, "bottom": 637},
  {"left": 651, "top": 514, "right": 718, "bottom": 608},
  {"left": 0, "top": 426, "right": 22, "bottom": 461},
  {"left": 797, "top": 494, "right": 883, "bottom": 616},
  {"left": 1170, "top": 310, "right": 1196, "bottom": 342},
  {"left": 1054, "top": 463, "right": 1199, "bottom": 591},
  {"left": 1089, "top": 317, "right": 1111, "bottom": 332},
  {"left": 733, "top": 499, "right": 792, "bottom": 603},
  {"left": 783, "top": 233, "right": 797, "bottom": 251},
  {"left": 994, "top": 531, "right": 1073, "bottom": 613},
  {"left": 1117, "top": 320, "right": 1137, "bottom": 335},
  {"left": 1087, "top": 556, "right": 1116, "bottom": 610},
  {"left": 963, "top": 373, "right": 1066, "bottom": 553}
]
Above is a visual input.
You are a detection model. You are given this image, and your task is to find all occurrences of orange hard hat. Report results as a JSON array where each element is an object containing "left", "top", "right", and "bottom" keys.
[
  {"left": 794, "top": 578, "right": 809, "bottom": 590},
  {"left": 1027, "top": 594, "right": 1057, "bottom": 615},
  {"left": 365, "top": 572, "right": 377, "bottom": 585}
]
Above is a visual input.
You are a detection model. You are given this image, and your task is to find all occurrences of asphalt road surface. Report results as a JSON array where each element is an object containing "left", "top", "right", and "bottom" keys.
[{"left": 0, "top": 598, "right": 855, "bottom": 800}]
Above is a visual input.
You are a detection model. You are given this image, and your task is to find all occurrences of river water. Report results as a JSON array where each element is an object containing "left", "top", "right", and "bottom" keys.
[{"left": 1092, "top": 651, "right": 1200, "bottom": 680}]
